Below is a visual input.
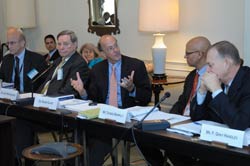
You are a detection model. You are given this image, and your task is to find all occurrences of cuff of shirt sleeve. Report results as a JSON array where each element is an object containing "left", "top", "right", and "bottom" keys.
[
  {"left": 81, "top": 94, "right": 88, "bottom": 100},
  {"left": 129, "top": 87, "right": 136, "bottom": 97},
  {"left": 197, "top": 91, "right": 207, "bottom": 105},
  {"left": 212, "top": 89, "right": 223, "bottom": 98}
]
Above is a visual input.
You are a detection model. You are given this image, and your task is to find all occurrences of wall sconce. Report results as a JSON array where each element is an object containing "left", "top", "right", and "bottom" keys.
[
  {"left": 6, "top": 0, "right": 36, "bottom": 28},
  {"left": 139, "top": 0, "right": 179, "bottom": 82}
]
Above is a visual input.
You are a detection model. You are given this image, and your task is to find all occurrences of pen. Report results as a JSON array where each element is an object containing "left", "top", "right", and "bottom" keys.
[{"left": 193, "top": 122, "right": 201, "bottom": 125}]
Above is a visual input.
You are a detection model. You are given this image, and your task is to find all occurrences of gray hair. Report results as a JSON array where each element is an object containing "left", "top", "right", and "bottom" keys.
[
  {"left": 57, "top": 30, "right": 78, "bottom": 44},
  {"left": 209, "top": 41, "right": 241, "bottom": 65}
]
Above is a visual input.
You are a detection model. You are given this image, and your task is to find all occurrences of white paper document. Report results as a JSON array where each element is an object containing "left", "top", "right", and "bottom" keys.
[
  {"left": 126, "top": 106, "right": 158, "bottom": 117},
  {"left": 19, "top": 93, "right": 43, "bottom": 99},
  {"left": 65, "top": 102, "right": 98, "bottom": 113},
  {"left": 131, "top": 111, "right": 190, "bottom": 125},
  {"left": 168, "top": 120, "right": 226, "bottom": 136},
  {"left": 59, "top": 98, "right": 89, "bottom": 108}
]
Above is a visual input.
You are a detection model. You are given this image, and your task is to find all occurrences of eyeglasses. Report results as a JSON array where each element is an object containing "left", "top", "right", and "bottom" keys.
[
  {"left": 185, "top": 50, "right": 200, "bottom": 56},
  {"left": 105, "top": 44, "right": 119, "bottom": 53},
  {"left": 6, "top": 41, "right": 19, "bottom": 46},
  {"left": 57, "top": 42, "right": 72, "bottom": 47}
]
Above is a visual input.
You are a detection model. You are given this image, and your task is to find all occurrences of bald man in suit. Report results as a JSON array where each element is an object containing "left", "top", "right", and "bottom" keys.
[{"left": 0, "top": 27, "right": 48, "bottom": 93}]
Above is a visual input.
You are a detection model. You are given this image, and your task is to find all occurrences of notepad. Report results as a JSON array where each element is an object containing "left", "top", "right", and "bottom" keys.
[{"left": 78, "top": 108, "right": 100, "bottom": 119}]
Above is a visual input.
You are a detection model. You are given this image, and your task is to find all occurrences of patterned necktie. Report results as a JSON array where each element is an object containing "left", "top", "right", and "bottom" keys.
[
  {"left": 183, "top": 72, "right": 199, "bottom": 116},
  {"left": 41, "top": 58, "right": 65, "bottom": 94},
  {"left": 14, "top": 56, "right": 20, "bottom": 91},
  {"left": 109, "top": 65, "right": 118, "bottom": 107}
]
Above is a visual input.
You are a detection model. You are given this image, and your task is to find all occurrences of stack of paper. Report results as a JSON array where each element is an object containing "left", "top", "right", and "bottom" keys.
[
  {"left": 126, "top": 106, "right": 158, "bottom": 120},
  {"left": 131, "top": 111, "right": 190, "bottom": 125},
  {"left": 59, "top": 98, "right": 89, "bottom": 109},
  {"left": 78, "top": 108, "right": 100, "bottom": 119},
  {"left": 167, "top": 120, "right": 234, "bottom": 137}
]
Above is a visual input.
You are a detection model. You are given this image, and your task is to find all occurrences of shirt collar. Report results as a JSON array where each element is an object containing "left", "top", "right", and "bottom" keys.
[
  {"left": 197, "top": 65, "right": 207, "bottom": 76},
  {"left": 15, "top": 49, "right": 25, "bottom": 63}
]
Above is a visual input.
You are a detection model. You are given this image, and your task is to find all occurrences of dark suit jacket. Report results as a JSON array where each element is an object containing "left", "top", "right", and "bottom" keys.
[
  {"left": 169, "top": 69, "right": 196, "bottom": 115},
  {"left": 0, "top": 49, "right": 48, "bottom": 92},
  {"left": 38, "top": 51, "right": 89, "bottom": 97},
  {"left": 86, "top": 55, "right": 152, "bottom": 108},
  {"left": 190, "top": 66, "right": 250, "bottom": 130},
  {"left": 44, "top": 49, "right": 60, "bottom": 63}
]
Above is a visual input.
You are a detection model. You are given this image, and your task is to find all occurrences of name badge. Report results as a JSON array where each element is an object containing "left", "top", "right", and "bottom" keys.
[
  {"left": 98, "top": 104, "right": 128, "bottom": 124},
  {"left": 57, "top": 68, "right": 63, "bottom": 80},
  {"left": 200, "top": 124, "right": 245, "bottom": 148},
  {"left": 27, "top": 68, "right": 39, "bottom": 79},
  {"left": 33, "top": 96, "right": 59, "bottom": 110},
  {"left": 0, "top": 88, "right": 19, "bottom": 100}
]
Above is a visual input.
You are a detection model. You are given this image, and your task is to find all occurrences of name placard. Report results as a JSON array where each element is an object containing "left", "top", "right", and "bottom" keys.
[
  {"left": 99, "top": 104, "right": 127, "bottom": 124},
  {"left": 33, "top": 96, "right": 59, "bottom": 110},
  {"left": 0, "top": 88, "right": 19, "bottom": 100},
  {"left": 200, "top": 124, "right": 245, "bottom": 148}
]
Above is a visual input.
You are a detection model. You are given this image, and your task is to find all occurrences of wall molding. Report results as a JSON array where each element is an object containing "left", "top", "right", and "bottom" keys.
[{"left": 166, "top": 61, "right": 193, "bottom": 77}]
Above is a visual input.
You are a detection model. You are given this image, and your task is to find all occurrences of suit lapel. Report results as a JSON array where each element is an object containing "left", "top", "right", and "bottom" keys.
[
  {"left": 23, "top": 50, "right": 31, "bottom": 89},
  {"left": 102, "top": 61, "right": 109, "bottom": 101},
  {"left": 120, "top": 56, "right": 129, "bottom": 104},
  {"left": 61, "top": 53, "right": 75, "bottom": 80},
  {"left": 8, "top": 56, "right": 15, "bottom": 82},
  {"left": 228, "top": 67, "right": 244, "bottom": 98}
]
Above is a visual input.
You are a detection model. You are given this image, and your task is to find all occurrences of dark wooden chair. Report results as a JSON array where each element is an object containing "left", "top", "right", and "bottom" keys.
[{"left": 22, "top": 142, "right": 83, "bottom": 166}]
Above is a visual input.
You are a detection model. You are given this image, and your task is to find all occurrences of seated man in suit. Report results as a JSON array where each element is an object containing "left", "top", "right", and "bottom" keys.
[
  {"left": 168, "top": 37, "right": 211, "bottom": 166},
  {"left": 0, "top": 27, "right": 49, "bottom": 166},
  {"left": 0, "top": 27, "right": 48, "bottom": 93},
  {"left": 43, "top": 34, "right": 60, "bottom": 64},
  {"left": 38, "top": 30, "right": 89, "bottom": 97},
  {"left": 71, "top": 35, "right": 164, "bottom": 166},
  {"left": 170, "top": 36, "right": 211, "bottom": 116},
  {"left": 191, "top": 41, "right": 250, "bottom": 130}
]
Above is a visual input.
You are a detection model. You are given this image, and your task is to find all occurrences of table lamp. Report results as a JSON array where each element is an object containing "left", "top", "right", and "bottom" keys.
[
  {"left": 6, "top": 0, "right": 36, "bottom": 28},
  {"left": 139, "top": 0, "right": 179, "bottom": 83}
]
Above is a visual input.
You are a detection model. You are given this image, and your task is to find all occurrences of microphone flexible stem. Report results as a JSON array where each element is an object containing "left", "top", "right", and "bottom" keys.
[{"left": 136, "top": 92, "right": 170, "bottom": 128}]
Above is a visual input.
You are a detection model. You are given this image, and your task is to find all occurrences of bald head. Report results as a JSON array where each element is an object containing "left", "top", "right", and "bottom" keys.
[
  {"left": 99, "top": 35, "right": 121, "bottom": 64},
  {"left": 186, "top": 36, "right": 211, "bottom": 53},
  {"left": 185, "top": 36, "right": 211, "bottom": 69},
  {"left": 6, "top": 27, "right": 26, "bottom": 55},
  {"left": 7, "top": 27, "right": 26, "bottom": 43}
]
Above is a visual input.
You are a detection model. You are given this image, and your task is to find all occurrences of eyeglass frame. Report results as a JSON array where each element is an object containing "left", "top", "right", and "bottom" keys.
[{"left": 185, "top": 50, "right": 200, "bottom": 56}]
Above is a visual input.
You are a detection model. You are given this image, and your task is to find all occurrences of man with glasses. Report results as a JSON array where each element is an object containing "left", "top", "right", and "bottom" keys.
[
  {"left": 38, "top": 30, "right": 89, "bottom": 97},
  {"left": 170, "top": 36, "right": 211, "bottom": 116},
  {"left": 167, "top": 36, "right": 211, "bottom": 166},
  {"left": 0, "top": 27, "right": 47, "bottom": 93}
]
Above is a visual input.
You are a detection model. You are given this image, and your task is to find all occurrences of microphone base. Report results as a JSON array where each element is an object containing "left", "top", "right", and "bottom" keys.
[
  {"left": 140, "top": 119, "right": 170, "bottom": 131},
  {"left": 14, "top": 97, "right": 35, "bottom": 106}
]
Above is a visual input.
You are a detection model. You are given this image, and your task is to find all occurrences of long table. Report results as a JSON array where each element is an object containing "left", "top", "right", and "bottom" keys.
[
  {"left": 1, "top": 99, "right": 250, "bottom": 166},
  {"left": 78, "top": 118, "right": 250, "bottom": 166}
]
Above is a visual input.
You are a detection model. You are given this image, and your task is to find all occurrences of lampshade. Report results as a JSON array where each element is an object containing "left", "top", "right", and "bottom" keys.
[
  {"left": 6, "top": 0, "right": 36, "bottom": 28},
  {"left": 139, "top": 0, "right": 179, "bottom": 32},
  {"left": 138, "top": 0, "right": 179, "bottom": 77}
]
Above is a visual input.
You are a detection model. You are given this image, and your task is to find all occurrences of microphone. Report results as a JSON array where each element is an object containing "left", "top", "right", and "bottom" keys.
[
  {"left": 30, "top": 64, "right": 53, "bottom": 98},
  {"left": 134, "top": 92, "right": 171, "bottom": 131},
  {"left": 15, "top": 64, "right": 53, "bottom": 105},
  {"left": 31, "top": 64, "right": 53, "bottom": 84}
]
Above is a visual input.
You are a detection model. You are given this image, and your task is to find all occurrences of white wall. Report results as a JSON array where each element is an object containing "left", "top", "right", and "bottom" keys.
[
  {"left": 0, "top": 0, "right": 248, "bottom": 76},
  {"left": 244, "top": 0, "right": 250, "bottom": 65}
]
